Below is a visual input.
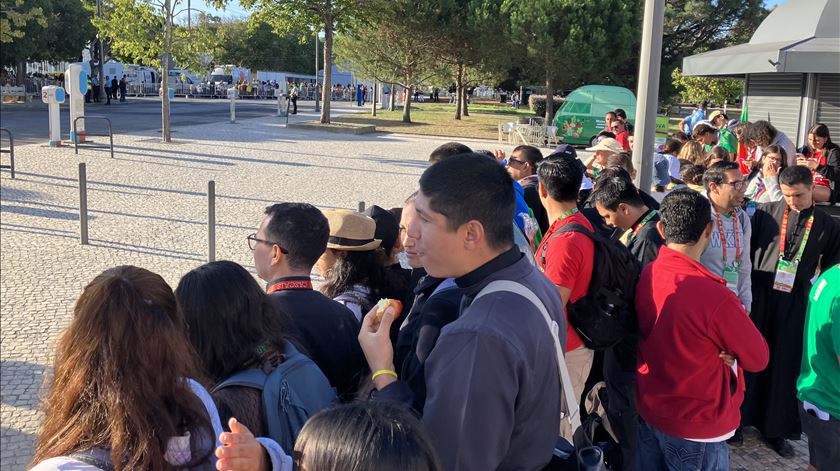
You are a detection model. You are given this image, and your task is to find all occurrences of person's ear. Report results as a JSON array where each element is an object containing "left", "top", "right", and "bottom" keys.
[
  {"left": 538, "top": 181, "right": 548, "bottom": 198},
  {"left": 656, "top": 220, "right": 666, "bottom": 240},
  {"left": 702, "top": 221, "right": 713, "bottom": 239},
  {"left": 271, "top": 244, "right": 285, "bottom": 266},
  {"left": 462, "top": 220, "right": 485, "bottom": 250}
]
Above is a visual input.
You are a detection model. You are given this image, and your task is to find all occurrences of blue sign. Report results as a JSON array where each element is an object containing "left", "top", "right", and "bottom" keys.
[
  {"left": 55, "top": 87, "right": 65, "bottom": 102},
  {"left": 168, "top": 88, "right": 175, "bottom": 99},
  {"left": 78, "top": 71, "right": 88, "bottom": 95}
]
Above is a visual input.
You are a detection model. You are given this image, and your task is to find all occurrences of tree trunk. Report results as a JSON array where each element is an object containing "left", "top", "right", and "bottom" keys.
[
  {"left": 161, "top": 0, "right": 172, "bottom": 143},
  {"left": 388, "top": 84, "right": 395, "bottom": 111},
  {"left": 16, "top": 61, "right": 25, "bottom": 85},
  {"left": 320, "top": 19, "right": 334, "bottom": 124},
  {"left": 545, "top": 75, "right": 554, "bottom": 124},
  {"left": 455, "top": 63, "right": 463, "bottom": 120},
  {"left": 402, "top": 84, "right": 412, "bottom": 123},
  {"left": 371, "top": 80, "right": 377, "bottom": 116}
]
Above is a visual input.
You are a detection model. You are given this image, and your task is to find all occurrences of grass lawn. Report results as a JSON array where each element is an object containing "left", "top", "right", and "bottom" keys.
[{"left": 333, "top": 102, "right": 536, "bottom": 140}]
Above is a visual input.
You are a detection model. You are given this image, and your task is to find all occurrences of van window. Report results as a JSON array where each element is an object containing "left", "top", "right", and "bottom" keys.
[
  {"left": 592, "top": 104, "right": 615, "bottom": 117},
  {"left": 564, "top": 101, "right": 591, "bottom": 114},
  {"left": 592, "top": 91, "right": 628, "bottom": 105}
]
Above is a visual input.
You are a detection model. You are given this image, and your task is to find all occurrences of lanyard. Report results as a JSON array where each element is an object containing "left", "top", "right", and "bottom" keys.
[
  {"left": 779, "top": 207, "right": 815, "bottom": 263},
  {"left": 558, "top": 207, "right": 579, "bottom": 221},
  {"left": 627, "top": 210, "right": 657, "bottom": 245},
  {"left": 713, "top": 207, "right": 740, "bottom": 263},
  {"left": 267, "top": 279, "right": 313, "bottom": 293}
]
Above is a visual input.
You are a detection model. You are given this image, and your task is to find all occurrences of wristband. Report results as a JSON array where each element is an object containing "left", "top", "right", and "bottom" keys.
[{"left": 371, "top": 369, "right": 398, "bottom": 381}]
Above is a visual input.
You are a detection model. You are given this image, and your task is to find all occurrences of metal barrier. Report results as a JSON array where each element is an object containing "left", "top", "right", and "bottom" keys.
[
  {"left": 73, "top": 116, "right": 114, "bottom": 159},
  {"left": 0, "top": 128, "right": 14, "bottom": 178}
]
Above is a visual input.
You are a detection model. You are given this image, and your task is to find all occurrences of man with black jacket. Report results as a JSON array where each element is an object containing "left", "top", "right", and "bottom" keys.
[
  {"left": 250, "top": 202, "right": 367, "bottom": 401},
  {"left": 590, "top": 169, "right": 664, "bottom": 469}
]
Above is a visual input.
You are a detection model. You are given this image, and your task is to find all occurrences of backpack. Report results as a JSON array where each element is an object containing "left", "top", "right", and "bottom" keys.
[
  {"left": 540, "top": 222, "right": 641, "bottom": 350},
  {"left": 212, "top": 342, "right": 337, "bottom": 451}
]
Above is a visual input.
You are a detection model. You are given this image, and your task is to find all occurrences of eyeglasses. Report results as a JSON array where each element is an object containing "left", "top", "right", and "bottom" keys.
[
  {"left": 507, "top": 157, "right": 526, "bottom": 167},
  {"left": 722, "top": 180, "right": 747, "bottom": 190},
  {"left": 247, "top": 233, "right": 289, "bottom": 253}
]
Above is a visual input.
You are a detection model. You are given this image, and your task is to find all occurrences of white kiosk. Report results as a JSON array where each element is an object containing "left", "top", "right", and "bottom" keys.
[
  {"left": 65, "top": 64, "right": 88, "bottom": 143},
  {"left": 41, "top": 86, "right": 66, "bottom": 146}
]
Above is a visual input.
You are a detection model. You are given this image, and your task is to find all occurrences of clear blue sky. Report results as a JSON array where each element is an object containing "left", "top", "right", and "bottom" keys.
[{"left": 193, "top": 0, "right": 786, "bottom": 20}]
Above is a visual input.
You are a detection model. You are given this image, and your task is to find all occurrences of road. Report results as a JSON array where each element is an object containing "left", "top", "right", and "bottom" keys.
[{"left": 0, "top": 97, "right": 314, "bottom": 145}]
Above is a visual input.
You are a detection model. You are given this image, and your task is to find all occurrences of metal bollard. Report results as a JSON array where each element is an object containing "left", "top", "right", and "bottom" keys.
[
  {"left": 358, "top": 201, "right": 365, "bottom": 212},
  {"left": 228, "top": 88, "right": 236, "bottom": 123},
  {"left": 208, "top": 180, "right": 216, "bottom": 261},
  {"left": 79, "top": 163, "right": 89, "bottom": 245}
]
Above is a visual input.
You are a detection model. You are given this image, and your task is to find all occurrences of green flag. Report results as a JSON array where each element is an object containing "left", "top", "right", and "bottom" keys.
[{"left": 740, "top": 99, "right": 748, "bottom": 122}]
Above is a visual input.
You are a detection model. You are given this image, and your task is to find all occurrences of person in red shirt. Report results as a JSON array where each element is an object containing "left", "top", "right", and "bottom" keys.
[
  {"left": 611, "top": 119, "right": 631, "bottom": 151},
  {"left": 536, "top": 153, "right": 595, "bottom": 412},
  {"left": 634, "top": 189, "right": 769, "bottom": 471}
]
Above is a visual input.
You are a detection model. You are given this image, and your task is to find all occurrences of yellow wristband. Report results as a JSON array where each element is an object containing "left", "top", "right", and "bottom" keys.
[{"left": 371, "top": 369, "right": 398, "bottom": 381}]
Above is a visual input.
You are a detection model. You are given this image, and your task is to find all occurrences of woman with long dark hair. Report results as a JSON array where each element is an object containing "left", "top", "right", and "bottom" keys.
[
  {"left": 798, "top": 123, "right": 840, "bottom": 203},
  {"left": 30, "top": 266, "right": 287, "bottom": 471}
]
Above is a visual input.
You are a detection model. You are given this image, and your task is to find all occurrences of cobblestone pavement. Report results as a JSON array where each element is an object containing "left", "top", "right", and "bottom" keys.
[{"left": 0, "top": 109, "right": 810, "bottom": 470}]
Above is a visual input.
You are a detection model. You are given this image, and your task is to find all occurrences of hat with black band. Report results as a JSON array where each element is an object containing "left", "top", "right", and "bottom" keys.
[{"left": 323, "top": 209, "right": 382, "bottom": 251}]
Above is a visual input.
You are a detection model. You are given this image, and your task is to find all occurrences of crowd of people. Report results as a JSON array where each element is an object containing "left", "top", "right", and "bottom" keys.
[{"left": 27, "top": 108, "right": 840, "bottom": 471}]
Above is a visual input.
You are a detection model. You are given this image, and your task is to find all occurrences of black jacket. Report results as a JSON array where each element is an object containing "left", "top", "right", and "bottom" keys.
[
  {"left": 266, "top": 277, "right": 367, "bottom": 401},
  {"left": 800, "top": 142, "right": 840, "bottom": 203},
  {"left": 520, "top": 176, "right": 549, "bottom": 233}
]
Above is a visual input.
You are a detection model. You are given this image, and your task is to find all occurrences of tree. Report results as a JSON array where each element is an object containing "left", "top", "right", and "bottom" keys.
[
  {"left": 657, "top": 0, "right": 768, "bottom": 101},
  {"left": 671, "top": 67, "right": 743, "bottom": 106},
  {"left": 95, "top": 0, "right": 215, "bottom": 142},
  {"left": 0, "top": 0, "right": 46, "bottom": 43},
  {"left": 214, "top": 0, "right": 375, "bottom": 124},
  {"left": 212, "top": 19, "right": 315, "bottom": 73},
  {"left": 334, "top": 0, "right": 439, "bottom": 123},
  {"left": 2, "top": 0, "right": 93, "bottom": 78},
  {"left": 505, "top": 0, "right": 639, "bottom": 122}
]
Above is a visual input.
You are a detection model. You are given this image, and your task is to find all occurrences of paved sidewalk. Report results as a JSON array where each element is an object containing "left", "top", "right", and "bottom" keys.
[{"left": 0, "top": 114, "right": 810, "bottom": 470}]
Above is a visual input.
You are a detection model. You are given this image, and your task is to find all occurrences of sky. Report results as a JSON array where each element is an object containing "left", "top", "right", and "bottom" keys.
[{"left": 192, "top": 0, "right": 787, "bottom": 21}]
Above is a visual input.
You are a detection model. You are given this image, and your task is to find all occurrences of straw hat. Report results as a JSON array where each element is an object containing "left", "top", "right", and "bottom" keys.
[
  {"left": 323, "top": 209, "right": 382, "bottom": 251},
  {"left": 585, "top": 137, "right": 624, "bottom": 154}
]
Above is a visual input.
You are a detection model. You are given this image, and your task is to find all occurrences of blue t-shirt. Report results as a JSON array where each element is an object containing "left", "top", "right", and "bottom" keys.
[
  {"left": 512, "top": 180, "right": 529, "bottom": 234},
  {"left": 683, "top": 109, "right": 706, "bottom": 134}
]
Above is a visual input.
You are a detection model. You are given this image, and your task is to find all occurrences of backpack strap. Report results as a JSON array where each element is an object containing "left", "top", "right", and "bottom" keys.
[
  {"left": 211, "top": 368, "right": 269, "bottom": 393},
  {"left": 539, "top": 221, "right": 594, "bottom": 266},
  {"left": 473, "top": 280, "right": 581, "bottom": 432}
]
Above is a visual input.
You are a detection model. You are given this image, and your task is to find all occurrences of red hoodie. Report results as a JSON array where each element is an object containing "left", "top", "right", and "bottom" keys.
[{"left": 635, "top": 246, "right": 769, "bottom": 439}]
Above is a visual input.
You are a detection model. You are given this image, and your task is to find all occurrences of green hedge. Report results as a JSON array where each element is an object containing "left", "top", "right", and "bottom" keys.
[{"left": 528, "top": 95, "right": 564, "bottom": 119}]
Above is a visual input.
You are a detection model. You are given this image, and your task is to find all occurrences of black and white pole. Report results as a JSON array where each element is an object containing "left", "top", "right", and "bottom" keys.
[
  {"left": 79, "top": 163, "right": 89, "bottom": 245},
  {"left": 358, "top": 201, "right": 365, "bottom": 212},
  {"left": 208, "top": 180, "right": 216, "bottom": 262}
]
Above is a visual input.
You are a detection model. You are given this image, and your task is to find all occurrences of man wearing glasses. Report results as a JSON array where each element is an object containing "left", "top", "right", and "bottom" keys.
[
  {"left": 505, "top": 145, "right": 549, "bottom": 233},
  {"left": 248, "top": 202, "right": 367, "bottom": 401}
]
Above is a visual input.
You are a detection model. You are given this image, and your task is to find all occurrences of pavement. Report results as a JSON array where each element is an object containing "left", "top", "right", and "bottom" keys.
[{"left": 0, "top": 105, "right": 811, "bottom": 470}]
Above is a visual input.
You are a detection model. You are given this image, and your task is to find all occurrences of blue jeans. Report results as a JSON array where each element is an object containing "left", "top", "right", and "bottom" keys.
[{"left": 635, "top": 419, "right": 729, "bottom": 471}]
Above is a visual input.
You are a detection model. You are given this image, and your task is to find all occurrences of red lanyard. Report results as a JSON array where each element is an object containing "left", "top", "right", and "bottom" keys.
[
  {"left": 779, "top": 207, "right": 815, "bottom": 263},
  {"left": 267, "top": 279, "right": 313, "bottom": 293},
  {"left": 714, "top": 207, "right": 740, "bottom": 263}
]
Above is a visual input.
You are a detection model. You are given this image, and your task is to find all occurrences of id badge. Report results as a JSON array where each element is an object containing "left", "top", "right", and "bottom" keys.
[
  {"left": 773, "top": 259, "right": 798, "bottom": 293},
  {"left": 723, "top": 265, "right": 739, "bottom": 294}
]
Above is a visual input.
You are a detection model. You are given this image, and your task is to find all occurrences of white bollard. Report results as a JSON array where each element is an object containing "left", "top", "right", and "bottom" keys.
[
  {"left": 66, "top": 64, "right": 87, "bottom": 143},
  {"left": 42, "top": 86, "right": 65, "bottom": 146},
  {"left": 228, "top": 87, "right": 238, "bottom": 123}
]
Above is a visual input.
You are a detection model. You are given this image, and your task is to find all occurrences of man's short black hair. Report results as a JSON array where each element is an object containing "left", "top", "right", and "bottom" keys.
[
  {"left": 702, "top": 160, "right": 740, "bottom": 191},
  {"left": 512, "top": 145, "right": 543, "bottom": 168},
  {"left": 659, "top": 190, "right": 711, "bottom": 245},
  {"left": 263, "top": 203, "right": 329, "bottom": 270},
  {"left": 428, "top": 142, "right": 473, "bottom": 163},
  {"left": 418, "top": 153, "right": 514, "bottom": 250},
  {"left": 614, "top": 108, "right": 628, "bottom": 120},
  {"left": 591, "top": 174, "right": 644, "bottom": 211},
  {"left": 537, "top": 154, "right": 583, "bottom": 203},
  {"left": 779, "top": 165, "right": 814, "bottom": 187}
]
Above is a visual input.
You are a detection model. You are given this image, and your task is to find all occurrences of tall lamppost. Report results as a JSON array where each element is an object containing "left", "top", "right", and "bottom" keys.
[{"left": 315, "top": 32, "right": 320, "bottom": 113}]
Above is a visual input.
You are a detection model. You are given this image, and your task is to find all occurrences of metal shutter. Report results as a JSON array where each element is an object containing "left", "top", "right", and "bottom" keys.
[
  {"left": 816, "top": 74, "right": 840, "bottom": 132},
  {"left": 746, "top": 73, "right": 804, "bottom": 139}
]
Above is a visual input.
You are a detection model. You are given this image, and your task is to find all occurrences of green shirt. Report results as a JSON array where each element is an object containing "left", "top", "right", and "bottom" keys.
[
  {"left": 797, "top": 264, "right": 840, "bottom": 416},
  {"left": 717, "top": 127, "right": 737, "bottom": 154}
]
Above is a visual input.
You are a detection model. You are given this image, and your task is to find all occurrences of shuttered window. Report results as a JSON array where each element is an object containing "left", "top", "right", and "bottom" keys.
[
  {"left": 746, "top": 73, "right": 804, "bottom": 140},
  {"left": 816, "top": 74, "right": 840, "bottom": 133}
]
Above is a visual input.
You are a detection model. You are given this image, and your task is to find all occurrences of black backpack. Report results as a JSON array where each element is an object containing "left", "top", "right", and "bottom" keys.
[{"left": 540, "top": 222, "right": 641, "bottom": 350}]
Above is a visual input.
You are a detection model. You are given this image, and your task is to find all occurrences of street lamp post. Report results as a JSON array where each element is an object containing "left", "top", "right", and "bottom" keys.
[{"left": 315, "top": 33, "right": 320, "bottom": 113}]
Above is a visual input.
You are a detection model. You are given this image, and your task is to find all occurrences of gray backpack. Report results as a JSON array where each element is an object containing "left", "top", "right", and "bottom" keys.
[{"left": 212, "top": 342, "right": 337, "bottom": 451}]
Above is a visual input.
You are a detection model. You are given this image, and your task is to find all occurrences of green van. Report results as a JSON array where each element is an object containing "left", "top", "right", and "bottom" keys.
[{"left": 552, "top": 85, "right": 637, "bottom": 146}]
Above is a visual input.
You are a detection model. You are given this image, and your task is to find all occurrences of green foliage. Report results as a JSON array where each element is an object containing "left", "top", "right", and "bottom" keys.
[
  {"left": 0, "top": 0, "right": 47, "bottom": 43},
  {"left": 671, "top": 67, "right": 743, "bottom": 105},
  {"left": 212, "top": 19, "right": 315, "bottom": 73},
  {"left": 1, "top": 0, "right": 93, "bottom": 66},
  {"left": 528, "top": 94, "right": 562, "bottom": 117}
]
